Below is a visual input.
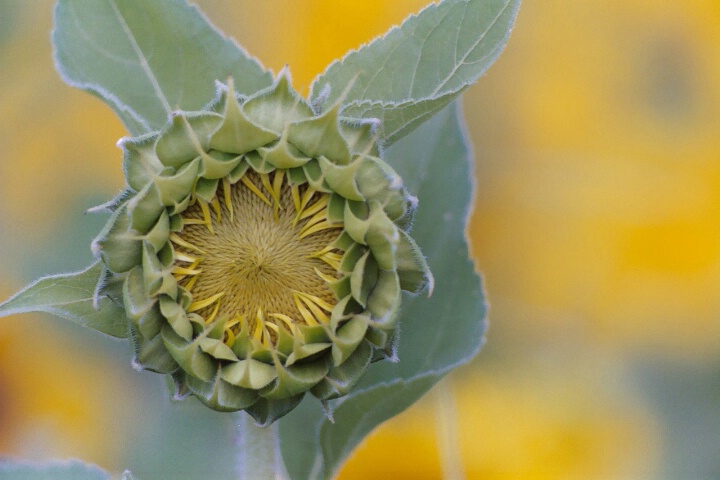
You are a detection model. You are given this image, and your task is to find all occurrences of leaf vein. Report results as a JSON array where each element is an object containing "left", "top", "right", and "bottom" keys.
[
  {"left": 109, "top": 0, "right": 172, "bottom": 115},
  {"left": 430, "top": 0, "right": 512, "bottom": 97}
]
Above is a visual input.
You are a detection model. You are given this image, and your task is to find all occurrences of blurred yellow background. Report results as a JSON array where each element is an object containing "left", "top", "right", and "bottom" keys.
[{"left": 1, "top": 1, "right": 719, "bottom": 478}]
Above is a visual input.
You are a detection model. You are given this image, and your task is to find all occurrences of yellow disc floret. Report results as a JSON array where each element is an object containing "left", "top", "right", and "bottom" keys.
[{"left": 172, "top": 171, "right": 344, "bottom": 347}]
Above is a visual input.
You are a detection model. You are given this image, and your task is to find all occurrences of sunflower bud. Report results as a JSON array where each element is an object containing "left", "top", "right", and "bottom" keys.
[{"left": 93, "top": 72, "right": 433, "bottom": 424}]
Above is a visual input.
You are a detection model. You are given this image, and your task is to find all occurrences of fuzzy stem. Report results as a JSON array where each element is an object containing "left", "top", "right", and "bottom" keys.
[
  {"left": 235, "top": 412, "right": 288, "bottom": 480},
  {"left": 435, "top": 378, "right": 465, "bottom": 480}
]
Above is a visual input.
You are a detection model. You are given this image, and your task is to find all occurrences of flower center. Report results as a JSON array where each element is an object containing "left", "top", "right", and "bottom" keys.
[{"left": 171, "top": 171, "right": 344, "bottom": 345}]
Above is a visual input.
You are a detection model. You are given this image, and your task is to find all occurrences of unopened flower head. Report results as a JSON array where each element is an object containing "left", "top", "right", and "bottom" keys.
[{"left": 92, "top": 72, "right": 433, "bottom": 424}]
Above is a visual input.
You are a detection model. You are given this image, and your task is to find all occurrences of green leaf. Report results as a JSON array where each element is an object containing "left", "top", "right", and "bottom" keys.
[
  {"left": 310, "top": 0, "right": 521, "bottom": 146},
  {"left": 0, "top": 262, "right": 129, "bottom": 338},
  {"left": 0, "top": 459, "right": 112, "bottom": 480},
  {"left": 279, "top": 102, "right": 486, "bottom": 479},
  {"left": 53, "top": 0, "right": 273, "bottom": 136}
]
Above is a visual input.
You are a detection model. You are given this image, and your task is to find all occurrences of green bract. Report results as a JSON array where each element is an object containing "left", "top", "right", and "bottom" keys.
[{"left": 91, "top": 72, "right": 433, "bottom": 424}]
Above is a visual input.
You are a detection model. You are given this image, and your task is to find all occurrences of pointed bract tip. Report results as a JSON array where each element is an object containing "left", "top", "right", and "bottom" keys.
[
  {"left": 321, "top": 399, "right": 335, "bottom": 423},
  {"left": 276, "top": 65, "right": 293, "bottom": 84},
  {"left": 425, "top": 272, "right": 435, "bottom": 298}
]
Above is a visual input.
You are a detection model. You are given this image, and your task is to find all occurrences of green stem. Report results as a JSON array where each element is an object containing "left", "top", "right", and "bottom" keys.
[
  {"left": 434, "top": 377, "right": 465, "bottom": 480},
  {"left": 235, "top": 412, "right": 287, "bottom": 480}
]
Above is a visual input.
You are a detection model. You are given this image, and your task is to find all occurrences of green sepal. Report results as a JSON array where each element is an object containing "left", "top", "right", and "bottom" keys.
[
  {"left": 302, "top": 160, "right": 329, "bottom": 191},
  {"left": 157, "top": 240, "right": 174, "bottom": 266},
  {"left": 350, "top": 251, "right": 378, "bottom": 308},
  {"left": 333, "top": 231, "right": 355, "bottom": 251},
  {"left": 327, "top": 193, "right": 345, "bottom": 223},
  {"left": 159, "top": 295, "right": 192, "bottom": 340},
  {"left": 394, "top": 192, "right": 417, "bottom": 232},
  {"left": 356, "top": 157, "right": 408, "bottom": 221},
  {"left": 155, "top": 112, "right": 223, "bottom": 168},
  {"left": 244, "top": 393, "right": 305, "bottom": 427},
  {"left": 121, "top": 133, "right": 164, "bottom": 192},
  {"left": 185, "top": 373, "right": 259, "bottom": 412},
  {"left": 329, "top": 295, "right": 356, "bottom": 327},
  {"left": 339, "top": 241, "right": 367, "bottom": 273},
  {"left": 161, "top": 324, "right": 217, "bottom": 382},
  {"left": 188, "top": 313, "right": 206, "bottom": 336},
  {"left": 127, "top": 182, "right": 165, "bottom": 233},
  {"left": 94, "top": 266, "right": 125, "bottom": 310},
  {"left": 242, "top": 71, "right": 314, "bottom": 134},
  {"left": 129, "top": 324, "right": 178, "bottom": 374},
  {"left": 261, "top": 356, "right": 329, "bottom": 400},
  {"left": 227, "top": 158, "right": 251, "bottom": 183},
  {"left": 137, "top": 304, "right": 164, "bottom": 340},
  {"left": 273, "top": 325, "right": 296, "bottom": 357},
  {"left": 154, "top": 158, "right": 201, "bottom": 206},
  {"left": 123, "top": 266, "right": 155, "bottom": 322},
  {"left": 373, "top": 329, "right": 399, "bottom": 363},
  {"left": 142, "top": 242, "right": 178, "bottom": 298},
  {"left": 396, "top": 229, "right": 434, "bottom": 295},
  {"left": 287, "top": 103, "right": 351, "bottom": 165},
  {"left": 230, "top": 323, "right": 254, "bottom": 359},
  {"left": 258, "top": 137, "right": 310, "bottom": 169},
  {"left": 205, "top": 316, "right": 227, "bottom": 340},
  {"left": 87, "top": 188, "right": 134, "bottom": 214},
  {"left": 144, "top": 210, "right": 170, "bottom": 252},
  {"left": 209, "top": 79, "right": 279, "bottom": 154},
  {"left": 339, "top": 117, "right": 381, "bottom": 156},
  {"left": 176, "top": 285, "right": 193, "bottom": 311},
  {"left": 195, "top": 177, "right": 220, "bottom": 203},
  {"left": 364, "top": 325, "right": 389, "bottom": 349},
  {"left": 199, "top": 337, "right": 239, "bottom": 361},
  {"left": 170, "top": 371, "right": 191, "bottom": 400},
  {"left": 169, "top": 214, "right": 183, "bottom": 232},
  {"left": 284, "top": 341, "right": 332, "bottom": 367},
  {"left": 298, "top": 324, "right": 331, "bottom": 344},
  {"left": 365, "top": 201, "right": 400, "bottom": 271},
  {"left": 245, "top": 151, "right": 275, "bottom": 174},
  {"left": 312, "top": 338, "right": 373, "bottom": 400},
  {"left": 330, "top": 315, "right": 370, "bottom": 366},
  {"left": 343, "top": 200, "right": 370, "bottom": 245},
  {"left": 249, "top": 344, "right": 274, "bottom": 364},
  {"left": 319, "top": 156, "right": 364, "bottom": 201},
  {"left": 92, "top": 204, "right": 142, "bottom": 274},
  {"left": 167, "top": 194, "right": 192, "bottom": 216},
  {"left": 366, "top": 270, "right": 401, "bottom": 327},
  {"left": 221, "top": 358, "right": 278, "bottom": 390},
  {"left": 199, "top": 150, "right": 242, "bottom": 179},
  {"left": 286, "top": 166, "right": 308, "bottom": 185},
  {"left": 327, "top": 275, "right": 351, "bottom": 300}
]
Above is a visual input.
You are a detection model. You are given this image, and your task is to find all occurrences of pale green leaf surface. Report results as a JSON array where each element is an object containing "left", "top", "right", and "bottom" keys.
[
  {"left": 0, "top": 262, "right": 128, "bottom": 338},
  {"left": 311, "top": 0, "right": 521, "bottom": 146},
  {"left": 279, "top": 102, "right": 486, "bottom": 479},
  {"left": 53, "top": 0, "right": 273, "bottom": 136},
  {"left": 0, "top": 459, "right": 111, "bottom": 480}
]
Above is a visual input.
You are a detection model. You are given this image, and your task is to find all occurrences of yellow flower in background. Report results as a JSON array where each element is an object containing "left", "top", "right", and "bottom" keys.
[
  {"left": 0, "top": 306, "right": 127, "bottom": 467},
  {"left": 468, "top": 0, "right": 720, "bottom": 356},
  {"left": 197, "top": 0, "right": 431, "bottom": 96},
  {"left": 0, "top": 1, "right": 126, "bottom": 469},
  {"left": 339, "top": 368, "right": 658, "bottom": 479},
  {"left": 0, "top": 5, "right": 124, "bottom": 233}
]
